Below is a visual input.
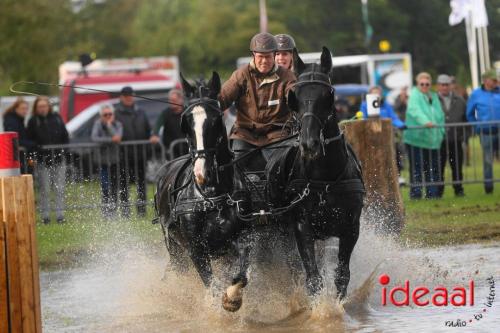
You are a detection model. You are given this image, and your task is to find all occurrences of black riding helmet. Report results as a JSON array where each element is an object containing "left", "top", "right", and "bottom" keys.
[
  {"left": 250, "top": 32, "right": 278, "bottom": 53},
  {"left": 275, "top": 34, "right": 296, "bottom": 52}
]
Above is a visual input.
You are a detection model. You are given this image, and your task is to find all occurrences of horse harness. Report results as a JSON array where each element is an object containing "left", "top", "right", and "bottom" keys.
[
  {"left": 286, "top": 142, "right": 366, "bottom": 208},
  {"left": 281, "top": 65, "right": 366, "bottom": 207},
  {"left": 162, "top": 98, "right": 245, "bottom": 222},
  {"left": 266, "top": 138, "right": 365, "bottom": 210}
]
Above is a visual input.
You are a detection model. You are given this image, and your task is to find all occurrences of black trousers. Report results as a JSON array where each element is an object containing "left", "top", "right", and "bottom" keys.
[
  {"left": 231, "top": 139, "right": 269, "bottom": 172},
  {"left": 437, "top": 140, "right": 464, "bottom": 196},
  {"left": 119, "top": 158, "right": 147, "bottom": 218}
]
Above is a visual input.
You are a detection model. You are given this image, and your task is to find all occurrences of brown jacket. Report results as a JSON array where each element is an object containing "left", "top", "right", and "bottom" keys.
[{"left": 219, "top": 61, "right": 296, "bottom": 146}]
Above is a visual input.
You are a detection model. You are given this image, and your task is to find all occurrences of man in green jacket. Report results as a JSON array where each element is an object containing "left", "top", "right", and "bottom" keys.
[{"left": 403, "top": 72, "right": 445, "bottom": 199}]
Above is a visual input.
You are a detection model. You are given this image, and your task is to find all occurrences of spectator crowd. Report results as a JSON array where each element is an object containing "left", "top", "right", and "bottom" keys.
[
  {"left": 359, "top": 69, "right": 498, "bottom": 199},
  {"left": 1, "top": 66, "right": 499, "bottom": 223},
  {"left": 2, "top": 86, "right": 188, "bottom": 223}
]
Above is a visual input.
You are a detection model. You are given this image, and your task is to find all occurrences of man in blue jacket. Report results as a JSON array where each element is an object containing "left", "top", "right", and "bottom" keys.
[{"left": 466, "top": 69, "right": 500, "bottom": 194}]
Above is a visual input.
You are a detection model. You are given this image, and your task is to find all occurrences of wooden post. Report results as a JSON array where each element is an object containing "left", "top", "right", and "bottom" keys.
[
  {"left": 0, "top": 175, "right": 42, "bottom": 333},
  {"left": 341, "top": 118, "right": 405, "bottom": 233}
]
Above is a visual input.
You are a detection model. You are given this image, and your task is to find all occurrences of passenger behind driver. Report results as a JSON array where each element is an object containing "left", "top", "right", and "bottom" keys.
[{"left": 274, "top": 34, "right": 296, "bottom": 70}]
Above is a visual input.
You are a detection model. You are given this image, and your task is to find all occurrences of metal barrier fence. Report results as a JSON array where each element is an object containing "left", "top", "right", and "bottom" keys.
[
  {"left": 19, "top": 138, "right": 189, "bottom": 218},
  {"left": 402, "top": 120, "right": 499, "bottom": 197},
  {"left": 18, "top": 121, "right": 500, "bottom": 216}
]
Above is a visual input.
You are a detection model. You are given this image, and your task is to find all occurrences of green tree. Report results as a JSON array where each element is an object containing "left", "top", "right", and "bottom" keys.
[
  {"left": 72, "top": 0, "right": 142, "bottom": 58},
  {"left": 0, "top": 0, "right": 76, "bottom": 94},
  {"left": 0, "top": 0, "right": 498, "bottom": 96},
  {"left": 129, "top": 0, "right": 285, "bottom": 78}
]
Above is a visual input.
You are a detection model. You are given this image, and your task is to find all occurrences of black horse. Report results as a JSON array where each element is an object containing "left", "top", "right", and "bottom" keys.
[
  {"left": 154, "top": 72, "right": 253, "bottom": 312},
  {"left": 266, "top": 47, "right": 365, "bottom": 300}
]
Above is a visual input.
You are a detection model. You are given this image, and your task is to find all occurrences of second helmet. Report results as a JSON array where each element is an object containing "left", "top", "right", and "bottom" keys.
[{"left": 275, "top": 34, "right": 296, "bottom": 51}]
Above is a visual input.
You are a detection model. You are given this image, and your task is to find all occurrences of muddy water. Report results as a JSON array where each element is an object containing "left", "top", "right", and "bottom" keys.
[{"left": 41, "top": 226, "right": 500, "bottom": 332}]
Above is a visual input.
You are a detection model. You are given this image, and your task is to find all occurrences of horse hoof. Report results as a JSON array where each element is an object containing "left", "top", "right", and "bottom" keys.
[{"left": 222, "top": 292, "right": 242, "bottom": 312}]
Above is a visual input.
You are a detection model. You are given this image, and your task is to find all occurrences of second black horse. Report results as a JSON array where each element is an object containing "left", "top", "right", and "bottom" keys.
[{"left": 267, "top": 47, "right": 365, "bottom": 300}]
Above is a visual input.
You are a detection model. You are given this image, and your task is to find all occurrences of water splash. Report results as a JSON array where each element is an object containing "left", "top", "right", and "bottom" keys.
[{"left": 41, "top": 212, "right": 500, "bottom": 332}]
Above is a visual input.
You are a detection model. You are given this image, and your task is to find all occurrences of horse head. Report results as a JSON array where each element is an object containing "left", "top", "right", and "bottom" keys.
[
  {"left": 179, "top": 72, "right": 230, "bottom": 190},
  {"left": 288, "top": 47, "right": 338, "bottom": 161}
]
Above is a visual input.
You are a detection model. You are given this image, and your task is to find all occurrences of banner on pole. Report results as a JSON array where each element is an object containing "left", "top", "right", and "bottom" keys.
[{"left": 449, "top": 0, "right": 488, "bottom": 27}]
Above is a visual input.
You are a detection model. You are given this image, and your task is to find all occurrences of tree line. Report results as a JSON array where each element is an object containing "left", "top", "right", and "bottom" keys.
[{"left": 1, "top": 0, "right": 498, "bottom": 95}]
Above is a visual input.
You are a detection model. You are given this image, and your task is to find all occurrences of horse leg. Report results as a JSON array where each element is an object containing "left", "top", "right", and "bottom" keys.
[
  {"left": 294, "top": 215, "right": 323, "bottom": 296},
  {"left": 164, "top": 223, "right": 189, "bottom": 273},
  {"left": 283, "top": 222, "right": 303, "bottom": 286},
  {"left": 187, "top": 237, "right": 213, "bottom": 288},
  {"left": 222, "top": 229, "right": 252, "bottom": 312},
  {"left": 334, "top": 209, "right": 360, "bottom": 300}
]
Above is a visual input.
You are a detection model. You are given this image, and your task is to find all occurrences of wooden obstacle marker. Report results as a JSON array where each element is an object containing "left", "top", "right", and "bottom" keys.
[
  {"left": 0, "top": 175, "right": 42, "bottom": 332},
  {"left": 342, "top": 118, "right": 405, "bottom": 233}
]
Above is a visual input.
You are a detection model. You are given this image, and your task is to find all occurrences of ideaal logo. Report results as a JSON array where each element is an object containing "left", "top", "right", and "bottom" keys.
[
  {"left": 378, "top": 274, "right": 475, "bottom": 307},
  {"left": 378, "top": 274, "right": 495, "bottom": 327}
]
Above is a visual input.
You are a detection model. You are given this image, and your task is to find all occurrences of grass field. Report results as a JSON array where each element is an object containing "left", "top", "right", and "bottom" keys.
[
  {"left": 35, "top": 208, "right": 163, "bottom": 269},
  {"left": 401, "top": 184, "right": 500, "bottom": 246},
  {"left": 399, "top": 136, "right": 500, "bottom": 246},
  {"left": 35, "top": 181, "right": 499, "bottom": 269},
  {"left": 35, "top": 137, "right": 500, "bottom": 269}
]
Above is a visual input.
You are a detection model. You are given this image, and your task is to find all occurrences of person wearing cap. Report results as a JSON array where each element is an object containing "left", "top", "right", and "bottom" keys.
[
  {"left": 435, "top": 74, "right": 467, "bottom": 197},
  {"left": 466, "top": 68, "right": 500, "bottom": 194},
  {"left": 113, "top": 86, "right": 157, "bottom": 218},
  {"left": 218, "top": 32, "right": 296, "bottom": 171},
  {"left": 274, "top": 34, "right": 296, "bottom": 70}
]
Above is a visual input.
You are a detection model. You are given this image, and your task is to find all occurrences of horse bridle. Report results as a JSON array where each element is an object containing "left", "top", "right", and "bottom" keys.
[
  {"left": 182, "top": 97, "right": 228, "bottom": 183},
  {"left": 295, "top": 66, "right": 343, "bottom": 154}
]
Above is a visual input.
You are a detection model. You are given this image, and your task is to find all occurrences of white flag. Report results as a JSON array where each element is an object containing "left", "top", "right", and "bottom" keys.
[
  {"left": 449, "top": 0, "right": 471, "bottom": 26},
  {"left": 449, "top": 0, "right": 489, "bottom": 27}
]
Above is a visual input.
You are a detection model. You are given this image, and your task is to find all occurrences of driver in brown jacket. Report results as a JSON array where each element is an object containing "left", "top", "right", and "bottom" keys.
[{"left": 218, "top": 32, "right": 296, "bottom": 171}]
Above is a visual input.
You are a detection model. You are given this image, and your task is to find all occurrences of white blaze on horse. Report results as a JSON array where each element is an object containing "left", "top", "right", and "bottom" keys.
[{"left": 192, "top": 105, "right": 208, "bottom": 185}]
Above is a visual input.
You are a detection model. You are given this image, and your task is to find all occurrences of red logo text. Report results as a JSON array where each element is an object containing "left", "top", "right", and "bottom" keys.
[{"left": 379, "top": 274, "right": 475, "bottom": 307}]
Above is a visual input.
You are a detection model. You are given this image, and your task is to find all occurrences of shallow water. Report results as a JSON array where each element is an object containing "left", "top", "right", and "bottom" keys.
[{"left": 41, "top": 225, "right": 500, "bottom": 332}]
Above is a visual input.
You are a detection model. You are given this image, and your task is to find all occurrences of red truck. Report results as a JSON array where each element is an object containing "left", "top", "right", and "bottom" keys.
[{"left": 58, "top": 56, "right": 180, "bottom": 122}]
